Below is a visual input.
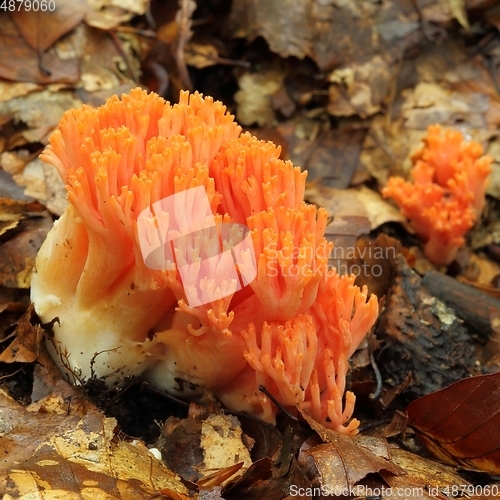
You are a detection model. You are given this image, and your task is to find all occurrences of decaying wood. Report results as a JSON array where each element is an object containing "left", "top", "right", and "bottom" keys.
[
  {"left": 422, "top": 270, "right": 500, "bottom": 339},
  {"left": 375, "top": 256, "right": 475, "bottom": 402}
]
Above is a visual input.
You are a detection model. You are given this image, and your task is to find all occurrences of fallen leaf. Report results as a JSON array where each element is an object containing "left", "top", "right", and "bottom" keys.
[
  {"left": 0, "top": 382, "right": 188, "bottom": 498},
  {"left": 10, "top": 0, "right": 88, "bottom": 53},
  {"left": 228, "top": 0, "right": 422, "bottom": 73},
  {"left": 327, "top": 55, "right": 392, "bottom": 119},
  {"left": 407, "top": 371, "right": 500, "bottom": 474},
  {"left": 305, "top": 184, "right": 406, "bottom": 230},
  {"left": 0, "top": 213, "right": 53, "bottom": 289},
  {"left": 235, "top": 70, "right": 284, "bottom": 127},
  {"left": 0, "top": 81, "right": 41, "bottom": 103},
  {"left": 0, "top": 14, "right": 80, "bottom": 84},
  {"left": 0, "top": 197, "right": 46, "bottom": 234},
  {"left": 84, "top": 0, "right": 149, "bottom": 30},
  {"left": 278, "top": 120, "right": 367, "bottom": 189},
  {"left": 381, "top": 446, "right": 490, "bottom": 500},
  {"left": 201, "top": 414, "right": 252, "bottom": 478},
  {"left": 403, "top": 82, "right": 490, "bottom": 130},
  {"left": 346, "top": 234, "right": 402, "bottom": 298},
  {"left": 185, "top": 43, "right": 220, "bottom": 69},
  {"left": 0, "top": 89, "right": 82, "bottom": 144},
  {"left": 198, "top": 462, "right": 244, "bottom": 488},
  {"left": 448, "top": 0, "right": 470, "bottom": 31},
  {"left": 85, "top": 5, "right": 138, "bottom": 30},
  {"left": 0, "top": 171, "right": 33, "bottom": 201},
  {"left": 484, "top": 140, "right": 500, "bottom": 200},
  {"left": 0, "top": 305, "right": 44, "bottom": 364},
  {"left": 159, "top": 416, "right": 204, "bottom": 482},
  {"left": 379, "top": 411, "right": 409, "bottom": 439},
  {"left": 223, "top": 457, "right": 312, "bottom": 500},
  {"left": 298, "top": 409, "right": 402, "bottom": 492},
  {"left": 94, "top": 0, "right": 149, "bottom": 15}
]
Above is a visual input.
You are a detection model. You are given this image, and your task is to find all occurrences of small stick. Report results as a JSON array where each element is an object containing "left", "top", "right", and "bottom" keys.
[
  {"left": 258, "top": 385, "right": 299, "bottom": 422},
  {"left": 369, "top": 348, "right": 383, "bottom": 401}
]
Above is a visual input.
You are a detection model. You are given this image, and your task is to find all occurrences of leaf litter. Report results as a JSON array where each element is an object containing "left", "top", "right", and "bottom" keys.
[{"left": 1, "top": 0, "right": 500, "bottom": 497}]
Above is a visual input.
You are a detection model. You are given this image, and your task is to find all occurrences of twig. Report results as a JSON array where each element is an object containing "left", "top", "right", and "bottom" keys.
[
  {"left": 174, "top": 0, "right": 196, "bottom": 91},
  {"left": 259, "top": 385, "right": 299, "bottom": 421},
  {"left": 369, "top": 348, "right": 383, "bottom": 401}
]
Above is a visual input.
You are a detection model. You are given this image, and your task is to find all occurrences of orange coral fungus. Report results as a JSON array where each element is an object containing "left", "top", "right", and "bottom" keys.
[
  {"left": 32, "top": 88, "right": 378, "bottom": 433},
  {"left": 382, "top": 125, "right": 492, "bottom": 265}
]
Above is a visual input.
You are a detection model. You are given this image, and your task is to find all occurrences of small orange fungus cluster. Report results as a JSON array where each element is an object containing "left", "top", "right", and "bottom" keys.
[
  {"left": 383, "top": 125, "right": 492, "bottom": 265},
  {"left": 31, "top": 88, "right": 378, "bottom": 433}
]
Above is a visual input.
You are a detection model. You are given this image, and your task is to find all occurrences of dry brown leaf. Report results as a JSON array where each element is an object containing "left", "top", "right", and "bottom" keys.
[
  {"left": 347, "top": 234, "right": 402, "bottom": 299},
  {"left": 485, "top": 151, "right": 500, "bottom": 200},
  {"left": 407, "top": 372, "right": 500, "bottom": 474},
  {"left": 228, "top": 0, "right": 311, "bottom": 59},
  {"left": 228, "top": 0, "right": 423, "bottom": 74},
  {"left": 200, "top": 414, "right": 252, "bottom": 478},
  {"left": 0, "top": 89, "right": 82, "bottom": 144},
  {"left": 0, "top": 197, "right": 45, "bottom": 230},
  {"left": 0, "top": 383, "right": 188, "bottom": 498},
  {"left": 88, "top": 0, "right": 149, "bottom": 15},
  {"left": 0, "top": 81, "right": 41, "bottom": 103},
  {"left": 0, "top": 15, "right": 80, "bottom": 84},
  {"left": 0, "top": 155, "right": 68, "bottom": 213},
  {"left": 327, "top": 55, "right": 392, "bottom": 119},
  {"left": 84, "top": 0, "right": 149, "bottom": 30},
  {"left": 159, "top": 416, "right": 204, "bottom": 483},
  {"left": 277, "top": 120, "right": 367, "bottom": 189},
  {"left": 402, "top": 82, "right": 490, "bottom": 130},
  {"left": 298, "top": 409, "right": 402, "bottom": 492},
  {"left": 0, "top": 305, "right": 43, "bottom": 364},
  {"left": 85, "top": 4, "right": 138, "bottom": 30},
  {"left": 223, "top": 456, "right": 312, "bottom": 500},
  {"left": 381, "top": 447, "right": 490, "bottom": 500},
  {"left": 0, "top": 213, "right": 53, "bottom": 289},
  {"left": 235, "top": 70, "right": 284, "bottom": 127},
  {"left": 198, "top": 462, "right": 244, "bottom": 488},
  {"left": 10, "top": 0, "right": 88, "bottom": 53},
  {"left": 305, "top": 184, "right": 406, "bottom": 230},
  {"left": 448, "top": 0, "right": 470, "bottom": 30},
  {"left": 185, "top": 43, "right": 220, "bottom": 69}
]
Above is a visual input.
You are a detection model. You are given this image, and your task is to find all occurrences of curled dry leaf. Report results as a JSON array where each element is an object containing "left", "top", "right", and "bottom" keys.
[
  {"left": 235, "top": 70, "right": 284, "bottom": 127},
  {"left": 201, "top": 414, "right": 252, "bottom": 480},
  {"left": 0, "top": 215, "right": 53, "bottom": 289},
  {"left": 298, "top": 409, "right": 402, "bottom": 492},
  {"left": 158, "top": 416, "right": 204, "bottom": 483},
  {"left": 277, "top": 121, "right": 367, "bottom": 189},
  {"left": 0, "top": 382, "right": 188, "bottom": 498},
  {"left": 0, "top": 305, "right": 43, "bottom": 364},
  {"left": 305, "top": 184, "right": 406, "bottom": 231},
  {"left": 0, "top": 12, "right": 80, "bottom": 84},
  {"left": 381, "top": 447, "right": 490, "bottom": 500},
  {"left": 185, "top": 43, "right": 221, "bottom": 69},
  {"left": 159, "top": 413, "right": 252, "bottom": 486},
  {"left": 10, "top": 0, "right": 88, "bottom": 53},
  {"left": 407, "top": 371, "right": 500, "bottom": 474}
]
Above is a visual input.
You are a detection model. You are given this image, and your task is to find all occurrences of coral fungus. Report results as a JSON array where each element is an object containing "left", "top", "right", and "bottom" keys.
[
  {"left": 383, "top": 125, "right": 492, "bottom": 265},
  {"left": 32, "top": 88, "right": 378, "bottom": 433}
]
